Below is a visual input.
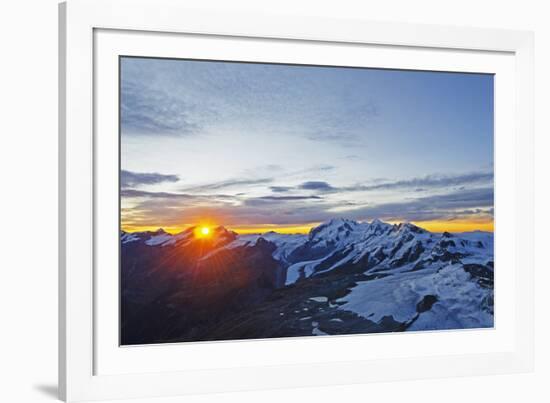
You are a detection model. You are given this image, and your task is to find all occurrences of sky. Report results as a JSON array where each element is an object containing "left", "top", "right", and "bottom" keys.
[{"left": 120, "top": 56, "right": 494, "bottom": 234}]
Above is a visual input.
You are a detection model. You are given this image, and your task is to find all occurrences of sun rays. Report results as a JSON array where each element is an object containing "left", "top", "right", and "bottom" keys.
[{"left": 194, "top": 225, "right": 213, "bottom": 239}]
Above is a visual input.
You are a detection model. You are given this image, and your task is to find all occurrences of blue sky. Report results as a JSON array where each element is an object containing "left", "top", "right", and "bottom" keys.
[{"left": 120, "top": 57, "right": 494, "bottom": 233}]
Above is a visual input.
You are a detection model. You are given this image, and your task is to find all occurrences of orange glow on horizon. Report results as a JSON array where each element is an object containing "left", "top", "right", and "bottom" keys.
[
  {"left": 121, "top": 219, "right": 493, "bottom": 235},
  {"left": 121, "top": 224, "right": 191, "bottom": 234},
  {"left": 409, "top": 219, "right": 494, "bottom": 233},
  {"left": 231, "top": 224, "right": 320, "bottom": 235},
  {"left": 193, "top": 225, "right": 213, "bottom": 238}
]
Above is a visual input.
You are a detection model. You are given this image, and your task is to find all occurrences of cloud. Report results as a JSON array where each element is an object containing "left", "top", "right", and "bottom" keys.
[
  {"left": 121, "top": 170, "right": 179, "bottom": 189},
  {"left": 121, "top": 189, "right": 195, "bottom": 199},
  {"left": 122, "top": 183, "right": 493, "bottom": 230},
  {"left": 298, "top": 181, "right": 336, "bottom": 192},
  {"left": 281, "top": 164, "right": 336, "bottom": 179},
  {"left": 245, "top": 195, "right": 323, "bottom": 205},
  {"left": 341, "top": 187, "right": 494, "bottom": 222},
  {"left": 120, "top": 57, "right": 386, "bottom": 148},
  {"left": 344, "top": 155, "right": 363, "bottom": 161},
  {"left": 121, "top": 189, "right": 238, "bottom": 201},
  {"left": 350, "top": 172, "right": 493, "bottom": 192},
  {"left": 275, "top": 172, "right": 492, "bottom": 196},
  {"left": 305, "top": 104, "right": 378, "bottom": 147},
  {"left": 182, "top": 178, "right": 274, "bottom": 192},
  {"left": 270, "top": 186, "right": 293, "bottom": 193},
  {"left": 121, "top": 80, "right": 204, "bottom": 137},
  {"left": 308, "top": 164, "right": 336, "bottom": 172}
]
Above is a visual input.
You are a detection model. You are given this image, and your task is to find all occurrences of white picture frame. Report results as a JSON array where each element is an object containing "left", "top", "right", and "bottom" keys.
[{"left": 59, "top": 0, "right": 534, "bottom": 401}]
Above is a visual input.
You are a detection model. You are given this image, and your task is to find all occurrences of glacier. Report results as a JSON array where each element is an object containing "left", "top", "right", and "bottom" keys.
[{"left": 120, "top": 219, "right": 494, "bottom": 344}]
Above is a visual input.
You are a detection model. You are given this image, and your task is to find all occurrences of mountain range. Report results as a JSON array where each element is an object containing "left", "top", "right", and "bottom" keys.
[{"left": 120, "top": 218, "right": 494, "bottom": 345}]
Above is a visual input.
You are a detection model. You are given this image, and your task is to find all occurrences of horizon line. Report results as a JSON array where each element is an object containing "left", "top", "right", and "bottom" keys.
[{"left": 121, "top": 218, "right": 494, "bottom": 235}]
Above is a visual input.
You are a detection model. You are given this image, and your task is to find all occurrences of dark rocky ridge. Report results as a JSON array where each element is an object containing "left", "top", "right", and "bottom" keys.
[{"left": 121, "top": 220, "right": 494, "bottom": 344}]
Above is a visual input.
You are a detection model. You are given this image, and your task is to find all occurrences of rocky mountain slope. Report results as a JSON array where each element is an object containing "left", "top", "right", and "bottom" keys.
[{"left": 120, "top": 219, "right": 494, "bottom": 344}]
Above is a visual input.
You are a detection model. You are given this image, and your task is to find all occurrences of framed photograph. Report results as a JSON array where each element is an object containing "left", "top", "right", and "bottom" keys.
[{"left": 59, "top": 0, "right": 534, "bottom": 401}]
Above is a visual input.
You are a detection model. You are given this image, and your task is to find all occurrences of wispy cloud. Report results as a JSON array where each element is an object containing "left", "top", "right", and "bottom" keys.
[
  {"left": 121, "top": 185, "right": 493, "bottom": 229},
  {"left": 270, "top": 186, "right": 294, "bottom": 193},
  {"left": 305, "top": 104, "right": 378, "bottom": 147},
  {"left": 349, "top": 172, "right": 493, "bottom": 192},
  {"left": 120, "top": 57, "right": 381, "bottom": 147},
  {"left": 121, "top": 170, "right": 179, "bottom": 189},
  {"left": 121, "top": 189, "right": 194, "bottom": 199},
  {"left": 121, "top": 81, "right": 204, "bottom": 137},
  {"left": 182, "top": 178, "right": 274, "bottom": 193},
  {"left": 298, "top": 181, "right": 336, "bottom": 192},
  {"left": 244, "top": 195, "right": 323, "bottom": 206},
  {"left": 119, "top": 58, "right": 494, "bottom": 231},
  {"left": 121, "top": 189, "right": 238, "bottom": 201},
  {"left": 345, "top": 187, "right": 494, "bottom": 222},
  {"left": 272, "top": 172, "right": 493, "bottom": 195}
]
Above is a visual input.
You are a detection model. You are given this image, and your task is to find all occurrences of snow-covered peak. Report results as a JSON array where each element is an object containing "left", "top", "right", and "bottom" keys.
[
  {"left": 173, "top": 227, "right": 194, "bottom": 238},
  {"left": 145, "top": 231, "right": 173, "bottom": 246},
  {"left": 392, "top": 222, "right": 427, "bottom": 235},
  {"left": 364, "top": 219, "right": 393, "bottom": 236},
  {"left": 308, "top": 218, "right": 362, "bottom": 241},
  {"left": 121, "top": 225, "right": 237, "bottom": 247},
  {"left": 121, "top": 229, "right": 169, "bottom": 245},
  {"left": 121, "top": 231, "right": 142, "bottom": 244},
  {"left": 211, "top": 226, "right": 238, "bottom": 245}
]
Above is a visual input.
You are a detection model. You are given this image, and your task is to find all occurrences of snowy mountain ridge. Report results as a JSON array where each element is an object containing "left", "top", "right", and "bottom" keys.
[{"left": 120, "top": 219, "right": 494, "bottom": 344}]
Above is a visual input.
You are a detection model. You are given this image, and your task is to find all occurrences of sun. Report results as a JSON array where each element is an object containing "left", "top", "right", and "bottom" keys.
[{"left": 194, "top": 225, "right": 212, "bottom": 239}]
